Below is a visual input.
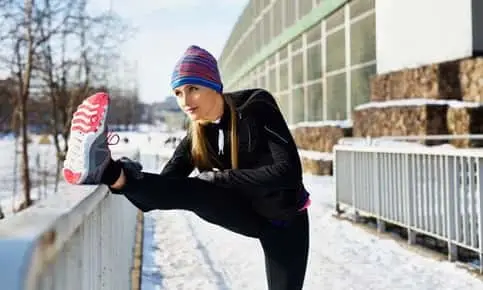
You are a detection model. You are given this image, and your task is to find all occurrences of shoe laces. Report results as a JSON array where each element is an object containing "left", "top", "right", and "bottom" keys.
[
  {"left": 87, "top": 115, "right": 119, "bottom": 146},
  {"left": 107, "top": 131, "right": 120, "bottom": 145}
]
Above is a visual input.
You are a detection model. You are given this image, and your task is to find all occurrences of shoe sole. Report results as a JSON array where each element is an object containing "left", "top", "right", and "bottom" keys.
[{"left": 63, "top": 92, "right": 110, "bottom": 184}]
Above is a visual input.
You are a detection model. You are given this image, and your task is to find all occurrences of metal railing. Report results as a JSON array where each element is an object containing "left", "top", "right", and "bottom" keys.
[
  {"left": 0, "top": 149, "right": 141, "bottom": 290},
  {"left": 338, "top": 134, "right": 483, "bottom": 146},
  {"left": 334, "top": 143, "right": 483, "bottom": 272}
]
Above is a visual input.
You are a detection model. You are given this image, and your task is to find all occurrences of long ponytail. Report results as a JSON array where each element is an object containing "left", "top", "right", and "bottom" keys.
[{"left": 189, "top": 94, "right": 238, "bottom": 170}]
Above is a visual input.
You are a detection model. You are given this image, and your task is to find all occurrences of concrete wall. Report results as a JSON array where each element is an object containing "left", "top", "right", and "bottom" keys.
[{"left": 376, "top": 0, "right": 475, "bottom": 74}]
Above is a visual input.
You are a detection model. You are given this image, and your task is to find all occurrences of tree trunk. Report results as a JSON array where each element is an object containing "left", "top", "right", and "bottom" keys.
[{"left": 19, "top": 0, "right": 35, "bottom": 208}]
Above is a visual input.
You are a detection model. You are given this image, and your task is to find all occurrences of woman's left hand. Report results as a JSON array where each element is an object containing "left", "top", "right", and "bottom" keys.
[{"left": 195, "top": 171, "right": 217, "bottom": 183}]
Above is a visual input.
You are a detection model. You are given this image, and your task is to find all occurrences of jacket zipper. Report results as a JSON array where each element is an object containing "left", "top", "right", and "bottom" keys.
[
  {"left": 264, "top": 126, "right": 288, "bottom": 144},
  {"left": 247, "top": 122, "right": 251, "bottom": 151}
]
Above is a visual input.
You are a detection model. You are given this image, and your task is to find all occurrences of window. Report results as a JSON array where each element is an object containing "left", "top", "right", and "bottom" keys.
[
  {"left": 256, "top": 22, "right": 262, "bottom": 52},
  {"left": 351, "top": 64, "right": 376, "bottom": 109},
  {"left": 263, "top": 13, "right": 271, "bottom": 46},
  {"left": 350, "top": 14, "right": 376, "bottom": 65},
  {"left": 307, "top": 44, "right": 322, "bottom": 81},
  {"left": 292, "top": 88, "right": 305, "bottom": 123},
  {"left": 307, "top": 82, "right": 323, "bottom": 121},
  {"left": 326, "top": 72, "right": 347, "bottom": 120},
  {"left": 307, "top": 23, "right": 322, "bottom": 44},
  {"left": 260, "top": 75, "right": 267, "bottom": 89},
  {"left": 279, "top": 63, "right": 289, "bottom": 91},
  {"left": 326, "top": 8, "right": 344, "bottom": 31},
  {"left": 279, "top": 46, "right": 288, "bottom": 61},
  {"left": 292, "top": 53, "right": 304, "bottom": 85},
  {"left": 326, "top": 28, "right": 346, "bottom": 72},
  {"left": 284, "top": 0, "right": 296, "bottom": 28},
  {"left": 292, "top": 35, "right": 304, "bottom": 52},
  {"left": 263, "top": 0, "right": 271, "bottom": 10},
  {"left": 350, "top": 0, "right": 375, "bottom": 19},
  {"left": 273, "top": 0, "right": 283, "bottom": 38},
  {"left": 269, "top": 54, "right": 276, "bottom": 66},
  {"left": 269, "top": 68, "right": 277, "bottom": 92},
  {"left": 298, "top": 0, "right": 313, "bottom": 20},
  {"left": 278, "top": 92, "right": 290, "bottom": 121}
]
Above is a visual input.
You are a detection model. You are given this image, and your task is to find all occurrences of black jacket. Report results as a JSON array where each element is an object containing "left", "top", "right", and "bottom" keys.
[{"left": 160, "top": 88, "right": 307, "bottom": 219}]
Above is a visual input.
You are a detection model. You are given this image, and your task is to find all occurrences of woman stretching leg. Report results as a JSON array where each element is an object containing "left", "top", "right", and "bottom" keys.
[{"left": 63, "top": 45, "right": 310, "bottom": 290}]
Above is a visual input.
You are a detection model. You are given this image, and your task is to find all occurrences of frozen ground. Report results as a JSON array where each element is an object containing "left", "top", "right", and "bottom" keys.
[
  {"left": 136, "top": 148, "right": 483, "bottom": 290},
  {"left": 1, "top": 130, "right": 483, "bottom": 289}
]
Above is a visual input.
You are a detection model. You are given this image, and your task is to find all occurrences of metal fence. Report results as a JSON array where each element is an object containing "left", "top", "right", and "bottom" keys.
[
  {"left": 334, "top": 143, "right": 483, "bottom": 272},
  {"left": 0, "top": 149, "right": 141, "bottom": 290}
]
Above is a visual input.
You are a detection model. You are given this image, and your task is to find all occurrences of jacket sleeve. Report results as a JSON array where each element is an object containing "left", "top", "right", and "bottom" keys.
[
  {"left": 160, "top": 135, "right": 195, "bottom": 177},
  {"left": 213, "top": 91, "right": 302, "bottom": 191}
]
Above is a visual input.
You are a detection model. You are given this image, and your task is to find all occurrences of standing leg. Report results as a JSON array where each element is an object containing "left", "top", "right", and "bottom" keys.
[
  {"left": 114, "top": 172, "right": 265, "bottom": 238},
  {"left": 260, "top": 210, "right": 309, "bottom": 290}
]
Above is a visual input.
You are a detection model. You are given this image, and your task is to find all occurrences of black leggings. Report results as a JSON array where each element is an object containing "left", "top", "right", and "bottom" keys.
[{"left": 112, "top": 173, "right": 309, "bottom": 290}]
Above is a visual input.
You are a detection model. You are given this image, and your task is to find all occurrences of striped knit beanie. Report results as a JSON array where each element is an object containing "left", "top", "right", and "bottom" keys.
[{"left": 171, "top": 45, "right": 223, "bottom": 93}]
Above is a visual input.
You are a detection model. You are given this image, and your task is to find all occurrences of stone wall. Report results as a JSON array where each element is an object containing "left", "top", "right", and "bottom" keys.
[
  {"left": 447, "top": 106, "right": 483, "bottom": 147},
  {"left": 353, "top": 104, "right": 483, "bottom": 148},
  {"left": 291, "top": 125, "right": 352, "bottom": 176},
  {"left": 291, "top": 126, "right": 352, "bottom": 152},
  {"left": 353, "top": 105, "right": 448, "bottom": 138},
  {"left": 371, "top": 57, "right": 483, "bottom": 102},
  {"left": 300, "top": 157, "right": 332, "bottom": 176}
]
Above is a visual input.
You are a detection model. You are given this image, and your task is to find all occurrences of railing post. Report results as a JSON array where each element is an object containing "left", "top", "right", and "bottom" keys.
[
  {"left": 351, "top": 151, "right": 361, "bottom": 222},
  {"left": 375, "top": 152, "right": 385, "bottom": 232},
  {"left": 406, "top": 153, "right": 416, "bottom": 245},
  {"left": 373, "top": 152, "right": 380, "bottom": 217},
  {"left": 445, "top": 155, "right": 458, "bottom": 262},
  {"left": 334, "top": 147, "right": 341, "bottom": 215},
  {"left": 477, "top": 158, "right": 483, "bottom": 273}
]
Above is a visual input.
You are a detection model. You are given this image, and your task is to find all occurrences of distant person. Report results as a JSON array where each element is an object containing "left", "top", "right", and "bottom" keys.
[{"left": 62, "top": 45, "right": 310, "bottom": 290}]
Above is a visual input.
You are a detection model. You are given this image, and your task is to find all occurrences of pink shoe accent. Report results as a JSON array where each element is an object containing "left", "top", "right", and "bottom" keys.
[
  {"left": 62, "top": 92, "right": 111, "bottom": 184},
  {"left": 71, "top": 92, "right": 109, "bottom": 133},
  {"left": 298, "top": 198, "right": 311, "bottom": 211},
  {"left": 63, "top": 168, "right": 81, "bottom": 184}
]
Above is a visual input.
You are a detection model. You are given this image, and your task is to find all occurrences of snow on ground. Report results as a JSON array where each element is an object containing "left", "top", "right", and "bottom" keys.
[
  {"left": 289, "top": 120, "right": 353, "bottom": 130},
  {"left": 138, "top": 152, "right": 483, "bottom": 290},
  {"left": 0, "top": 136, "right": 61, "bottom": 215},
  {"left": 355, "top": 98, "right": 483, "bottom": 111},
  {"left": 0, "top": 129, "right": 180, "bottom": 216},
  {"left": 2, "top": 130, "right": 483, "bottom": 289}
]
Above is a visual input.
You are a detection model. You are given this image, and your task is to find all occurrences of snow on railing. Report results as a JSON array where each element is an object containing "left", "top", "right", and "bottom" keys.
[{"left": 0, "top": 149, "right": 141, "bottom": 290}]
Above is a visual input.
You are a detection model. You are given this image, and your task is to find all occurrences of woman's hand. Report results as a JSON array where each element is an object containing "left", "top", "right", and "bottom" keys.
[{"left": 195, "top": 171, "right": 216, "bottom": 183}]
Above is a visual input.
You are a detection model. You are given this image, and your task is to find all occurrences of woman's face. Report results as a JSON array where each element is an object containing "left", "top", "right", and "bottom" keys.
[{"left": 173, "top": 84, "right": 222, "bottom": 122}]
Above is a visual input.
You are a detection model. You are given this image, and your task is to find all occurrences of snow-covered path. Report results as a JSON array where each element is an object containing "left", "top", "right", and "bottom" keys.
[
  {"left": 1, "top": 131, "right": 479, "bottom": 289},
  {"left": 140, "top": 172, "right": 483, "bottom": 290}
]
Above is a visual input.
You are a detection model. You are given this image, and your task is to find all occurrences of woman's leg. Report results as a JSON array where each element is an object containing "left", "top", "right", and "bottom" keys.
[
  {"left": 61, "top": 92, "right": 262, "bottom": 237},
  {"left": 113, "top": 171, "right": 265, "bottom": 238},
  {"left": 260, "top": 210, "right": 309, "bottom": 290}
]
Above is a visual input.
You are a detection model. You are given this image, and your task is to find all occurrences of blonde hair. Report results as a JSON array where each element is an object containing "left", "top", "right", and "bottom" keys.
[{"left": 189, "top": 94, "right": 238, "bottom": 170}]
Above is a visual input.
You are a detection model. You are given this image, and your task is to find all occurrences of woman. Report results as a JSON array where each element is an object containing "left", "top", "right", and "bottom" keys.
[{"left": 63, "top": 45, "right": 310, "bottom": 290}]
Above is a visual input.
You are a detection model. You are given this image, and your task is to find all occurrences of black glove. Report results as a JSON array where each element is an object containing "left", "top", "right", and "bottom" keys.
[
  {"left": 118, "top": 157, "right": 144, "bottom": 180},
  {"left": 195, "top": 171, "right": 217, "bottom": 183}
]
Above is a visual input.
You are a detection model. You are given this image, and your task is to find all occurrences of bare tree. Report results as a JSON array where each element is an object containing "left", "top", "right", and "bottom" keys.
[
  {"left": 12, "top": 0, "right": 36, "bottom": 209},
  {"left": 0, "top": 0, "right": 133, "bottom": 210},
  {"left": 36, "top": 0, "right": 132, "bottom": 192}
]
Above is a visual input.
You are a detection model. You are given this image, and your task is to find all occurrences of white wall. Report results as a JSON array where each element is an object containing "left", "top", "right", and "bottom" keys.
[{"left": 376, "top": 0, "right": 474, "bottom": 74}]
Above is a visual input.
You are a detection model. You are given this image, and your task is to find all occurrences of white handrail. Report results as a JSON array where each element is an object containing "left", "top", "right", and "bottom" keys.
[{"left": 0, "top": 149, "right": 141, "bottom": 290}]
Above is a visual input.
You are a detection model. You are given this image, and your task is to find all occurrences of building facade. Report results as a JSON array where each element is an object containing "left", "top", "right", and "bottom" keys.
[{"left": 219, "top": 0, "right": 376, "bottom": 125}]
